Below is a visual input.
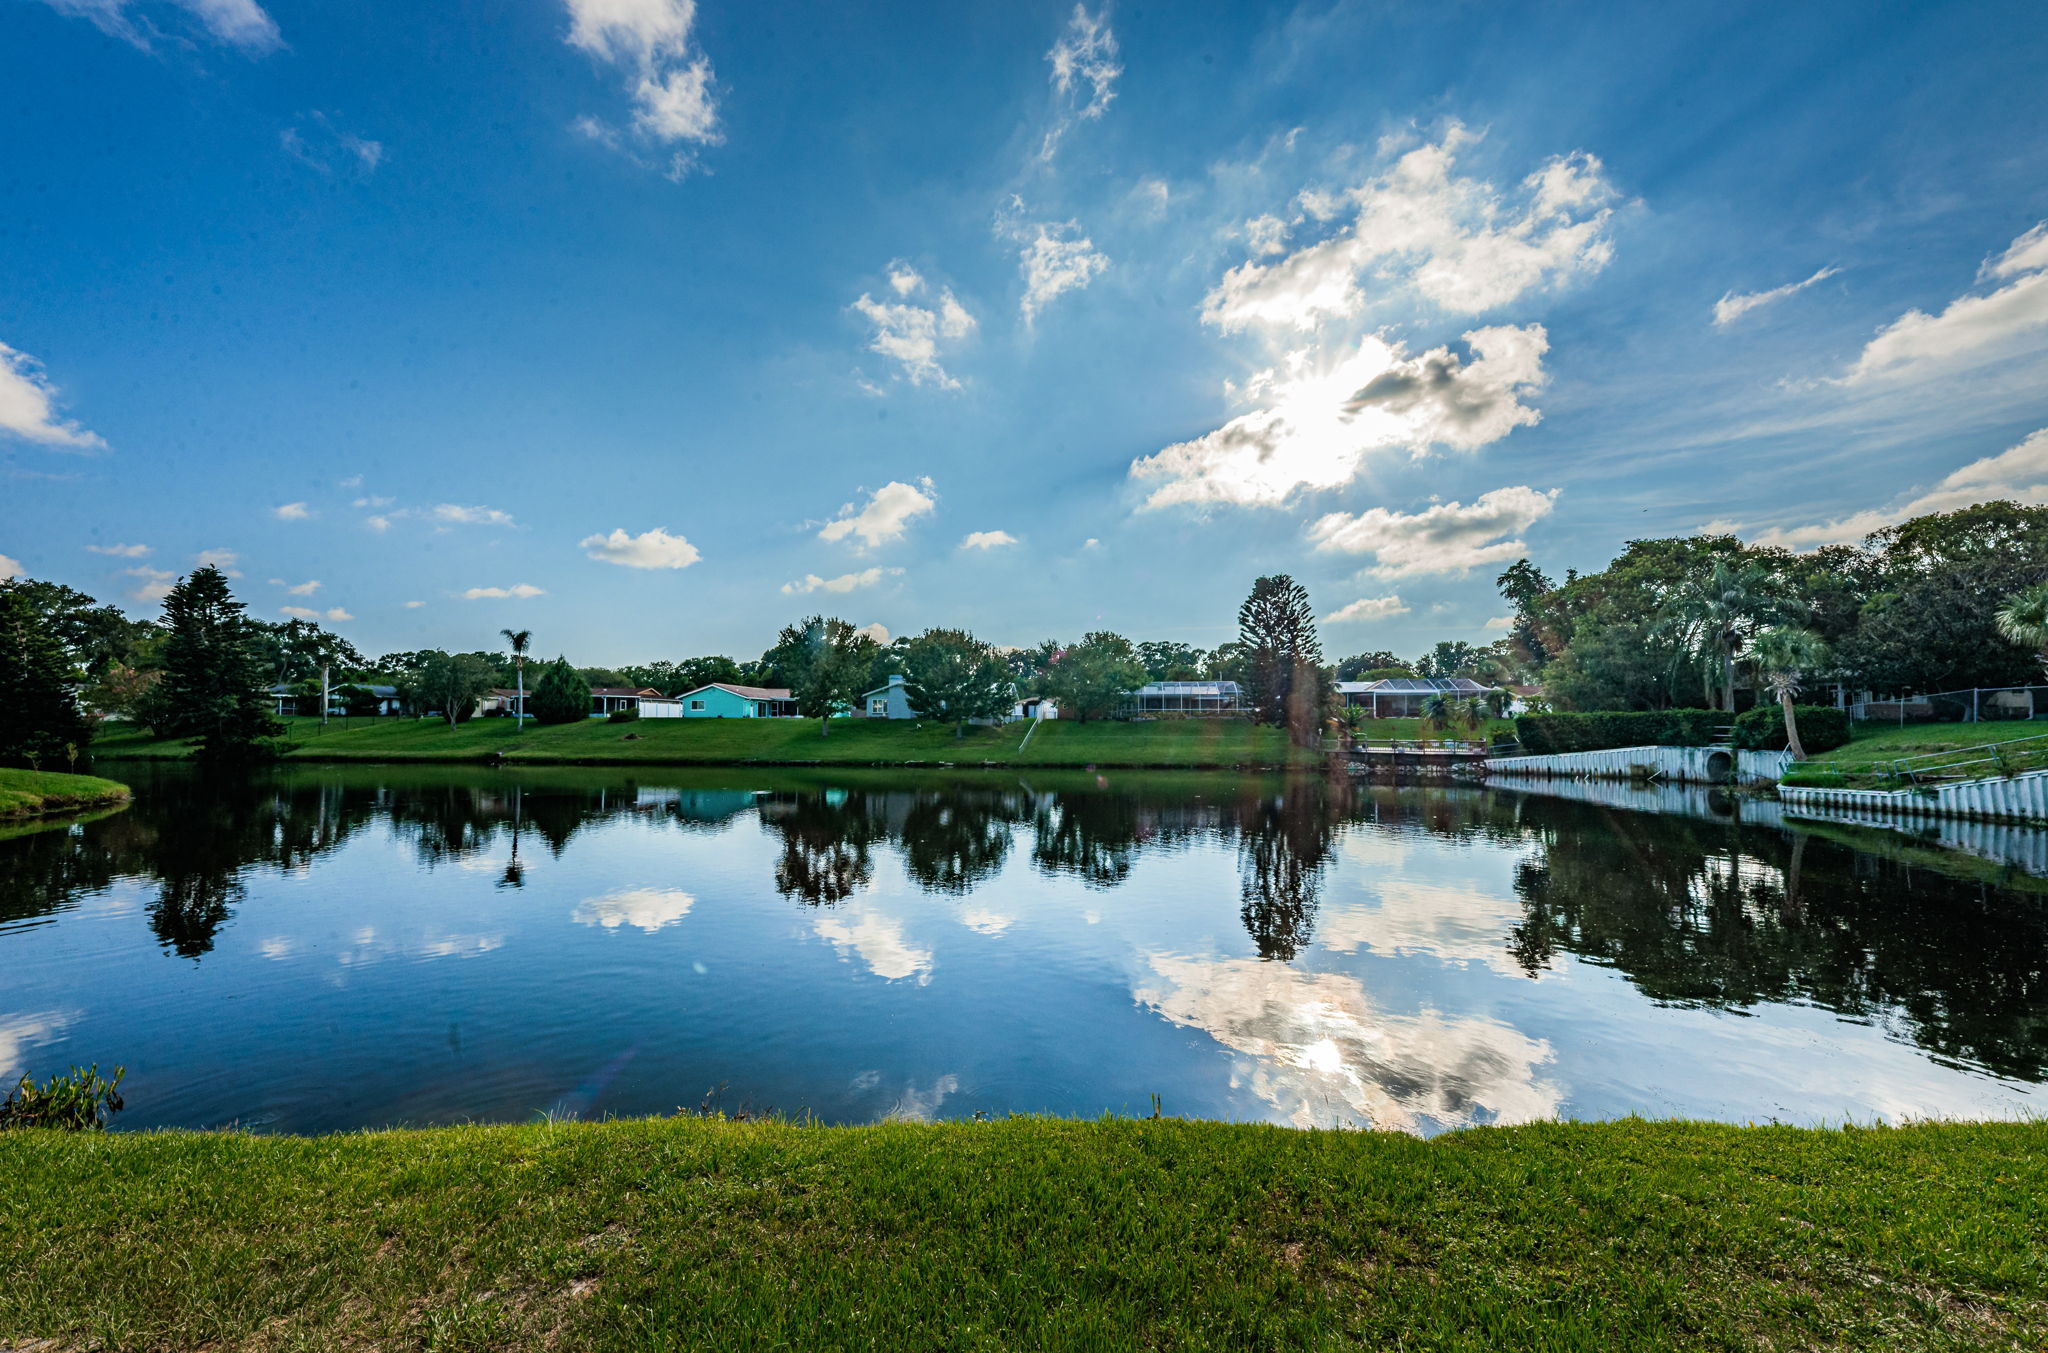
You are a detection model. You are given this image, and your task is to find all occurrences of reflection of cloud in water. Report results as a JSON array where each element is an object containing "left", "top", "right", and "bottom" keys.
[
  {"left": 332, "top": 924, "right": 504, "bottom": 967},
  {"left": 258, "top": 937, "right": 296, "bottom": 960},
  {"left": 1134, "top": 953, "right": 1560, "bottom": 1132},
  {"left": 959, "top": 907, "right": 1013, "bottom": 935},
  {"left": 0, "top": 1009, "right": 78, "bottom": 1080},
  {"left": 1317, "top": 879, "right": 1530, "bottom": 977},
  {"left": 813, "top": 909, "right": 933, "bottom": 984},
  {"left": 574, "top": 887, "right": 697, "bottom": 933},
  {"left": 884, "top": 1073, "right": 961, "bottom": 1122}
]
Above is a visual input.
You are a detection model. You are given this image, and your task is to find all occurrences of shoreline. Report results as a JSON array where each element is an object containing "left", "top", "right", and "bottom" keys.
[{"left": 0, "top": 767, "right": 132, "bottom": 821}]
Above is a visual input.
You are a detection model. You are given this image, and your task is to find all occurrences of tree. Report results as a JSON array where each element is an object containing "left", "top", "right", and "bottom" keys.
[
  {"left": 0, "top": 583, "right": 92, "bottom": 764},
  {"left": 1042, "top": 631, "right": 1146, "bottom": 722},
  {"left": 1237, "top": 575, "right": 1323, "bottom": 734},
  {"left": 1335, "top": 651, "right": 1400, "bottom": 681},
  {"left": 529, "top": 657, "right": 590, "bottom": 725},
  {"left": 148, "top": 566, "right": 280, "bottom": 758},
  {"left": 770, "top": 616, "right": 877, "bottom": 737},
  {"left": 1495, "top": 558, "right": 1559, "bottom": 670},
  {"left": 414, "top": 652, "right": 498, "bottom": 728},
  {"left": 1995, "top": 582, "right": 2048, "bottom": 680},
  {"left": 903, "top": 628, "right": 1013, "bottom": 736},
  {"left": 1136, "top": 640, "right": 1209, "bottom": 680},
  {"left": 1415, "top": 640, "right": 1479, "bottom": 680},
  {"left": 501, "top": 628, "right": 533, "bottom": 727},
  {"left": 1659, "top": 558, "right": 1803, "bottom": 711},
  {"left": 1750, "top": 628, "right": 1831, "bottom": 761},
  {"left": 270, "top": 619, "right": 364, "bottom": 725}
]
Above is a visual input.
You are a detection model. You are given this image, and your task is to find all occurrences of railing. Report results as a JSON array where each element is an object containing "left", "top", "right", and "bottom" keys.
[{"left": 1881, "top": 731, "right": 2048, "bottom": 785}]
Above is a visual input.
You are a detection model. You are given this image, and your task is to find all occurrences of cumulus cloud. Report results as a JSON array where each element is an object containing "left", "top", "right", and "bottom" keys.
[
  {"left": 1842, "top": 222, "right": 2048, "bottom": 383},
  {"left": 1740, "top": 426, "right": 2048, "bottom": 550},
  {"left": 126, "top": 565, "right": 175, "bottom": 602},
  {"left": 852, "top": 269, "right": 976, "bottom": 388},
  {"left": 565, "top": 0, "right": 720, "bottom": 176},
  {"left": 87, "top": 542, "right": 149, "bottom": 557},
  {"left": 1309, "top": 486, "right": 1561, "bottom": 578},
  {"left": 580, "top": 526, "right": 701, "bottom": 569},
  {"left": 959, "top": 530, "right": 1018, "bottom": 550},
  {"left": 432, "top": 503, "right": 516, "bottom": 527},
  {"left": 1039, "top": 4, "right": 1120, "bottom": 161},
  {"left": 1130, "top": 327, "right": 1548, "bottom": 509},
  {"left": 404, "top": 600, "right": 425, "bottom": 609},
  {"left": 463, "top": 583, "right": 546, "bottom": 600},
  {"left": 1483, "top": 615, "right": 1515, "bottom": 631},
  {"left": 0, "top": 341, "right": 105, "bottom": 449},
  {"left": 195, "top": 548, "right": 240, "bottom": 576},
  {"left": 819, "top": 479, "right": 937, "bottom": 548},
  {"left": 278, "top": 605, "right": 319, "bottom": 620},
  {"left": 0, "top": 553, "right": 23, "bottom": 580},
  {"left": 853, "top": 622, "right": 890, "bottom": 644},
  {"left": 781, "top": 567, "right": 902, "bottom": 596},
  {"left": 1017, "top": 220, "right": 1109, "bottom": 322},
  {"left": 280, "top": 112, "right": 383, "bottom": 175},
  {"left": 273, "top": 501, "right": 311, "bottom": 521},
  {"left": 324, "top": 606, "right": 352, "bottom": 622},
  {"left": 1322, "top": 595, "right": 1410, "bottom": 625},
  {"left": 1203, "top": 125, "right": 1616, "bottom": 333},
  {"left": 35, "top": 0, "right": 282, "bottom": 54},
  {"left": 1712, "top": 265, "right": 1838, "bottom": 327},
  {"left": 272, "top": 579, "right": 321, "bottom": 595}
]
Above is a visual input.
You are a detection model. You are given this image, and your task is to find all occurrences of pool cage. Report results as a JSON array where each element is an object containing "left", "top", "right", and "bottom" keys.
[{"left": 1122, "top": 680, "right": 1248, "bottom": 717}]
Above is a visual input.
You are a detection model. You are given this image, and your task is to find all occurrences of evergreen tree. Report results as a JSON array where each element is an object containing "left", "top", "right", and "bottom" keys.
[
  {"left": 902, "top": 628, "right": 1013, "bottom": 737},
  {"left": 149, "top": 566, "right": 279, "bottom": 759},
  {"left": 770, "top": 616, "right": 877, "bottom": 737},
  {"left": 0, "top": 582, "right": 92, "bottom": 764},
  {"left": 529, "top": 657, "right": 591, "bottom": 725},
  {"left": 1237, "top": 575, "right": 1323, "bottom": 732}
]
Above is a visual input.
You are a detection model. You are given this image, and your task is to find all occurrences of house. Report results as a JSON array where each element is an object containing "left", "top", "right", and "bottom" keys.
[
  {"left": 272, "top": 682, "right": 403, "bottom": 717},
  {"left": 858, "top": 674, "right": 914, "bottom": 719},
  {"left": 1124, "top": 680, "right": 1245, "bottom": 716},
  {"left": 674, "top": 683, "right": 801, "bottom": 718},
  {"left": 1013, "top": 695, "right": 1058, "bottom": 721},
  {"left": 1337, "top": 676, "right": 1498, "bottom": 718},
  {"left": 589, "top": 686, "right": 668, "bottom": 717},
  {"left": 482, "top": 688, "right": 525, "bottom": 718}
]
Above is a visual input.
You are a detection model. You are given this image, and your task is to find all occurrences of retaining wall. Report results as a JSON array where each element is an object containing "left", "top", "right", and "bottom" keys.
[
  {"left": 1487, "top": 744, "right": 1789, "bottom": 786},
  {"left": 1778, "top": 767, "right": 2048, "bottom": 826}
]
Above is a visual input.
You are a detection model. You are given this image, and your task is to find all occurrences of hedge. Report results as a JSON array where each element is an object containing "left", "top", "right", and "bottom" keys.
[
  {"left": 1731, "top": 704, "right": 1851, "bottom": 753},
  {"left": 1513, "top": 709, "right": 1725, "bottom": 755}
]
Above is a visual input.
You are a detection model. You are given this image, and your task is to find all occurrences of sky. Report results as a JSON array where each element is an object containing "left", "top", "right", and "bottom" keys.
[{"left": 4, "top": 0, "right": 2048, "bottom": 664}]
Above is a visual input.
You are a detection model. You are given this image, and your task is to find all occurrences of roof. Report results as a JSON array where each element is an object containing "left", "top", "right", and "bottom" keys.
[
  {"left": 1339, "top": 677, "right": 1497, "bottom": 694},
  {"left": 1131, "top": 680, "right": 1242, "bottom": 698},
  {"left": 488, "top": 687, "right": 521, "bottom": 698},
  {"left": 589, "top": 687, "right": 665, "bottom": 698},
  {"left": 676, "top": 683, "right": 794, "bottom": 701}
]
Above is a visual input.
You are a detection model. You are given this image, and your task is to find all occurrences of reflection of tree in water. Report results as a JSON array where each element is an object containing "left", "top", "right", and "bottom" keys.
[
  {"left": 761, "top": 791, "right": 889, "bottom": 906},
  {"left": 1030, "top": 791, "right": 1143, "bottom": 890},
  {"left": 899, "top": 791, "right": 1023, "bottom": 894},
  {"left": 1504, "top": 794, "right": 2048, "bottom": 1081},
  {"left": 1232, "top": 783, "right": 1340, "bottom": 962}
]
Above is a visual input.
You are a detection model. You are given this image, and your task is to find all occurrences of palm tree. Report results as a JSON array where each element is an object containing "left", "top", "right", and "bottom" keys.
[
  {"left": 501, "top": 628, "right": 532, "bottom": 728},
  {"left": 1995, "top": 582, "right": 2048, "bottom": 680},
  {"left": 1750, "top": 627, "right": 1831, "bottom": 761},
  {"left": 1660, "top": 559, "right": 1803, "bottom": 711}
]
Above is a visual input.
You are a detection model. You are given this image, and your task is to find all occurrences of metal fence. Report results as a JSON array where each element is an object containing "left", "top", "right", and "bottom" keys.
[{"left": 1848, "top": 685, "right": 2048, "bottom": 725}]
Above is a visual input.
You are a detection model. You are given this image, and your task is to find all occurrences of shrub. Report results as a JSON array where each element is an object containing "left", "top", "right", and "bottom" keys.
[
  {"left": 607, "top": 708, "right": 639, "bottom": 723},
  {"left": 529, "top": 658, "right": 590, "bottom": 725},
  {"left": 1732, "top": 704, "right": 1851, "bottom": 753},
  {"left": 1514, "top": 709, "right": 1725, "bottom": 755},
  {"left": 0, "top": 1065, "right": 125, "bottom": 1131}
]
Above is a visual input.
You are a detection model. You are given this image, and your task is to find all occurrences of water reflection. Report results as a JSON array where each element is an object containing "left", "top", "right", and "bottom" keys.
[{"left": 2, "top": 762, "right": 2043, "bottom": 1130}]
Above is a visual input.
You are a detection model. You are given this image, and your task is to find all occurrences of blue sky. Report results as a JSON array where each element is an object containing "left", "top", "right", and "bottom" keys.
[{"left": 5, "top": 0, "right": 2047, "bottom": 663}]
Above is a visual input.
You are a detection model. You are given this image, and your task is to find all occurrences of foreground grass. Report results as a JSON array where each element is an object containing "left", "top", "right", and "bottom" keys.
[
  {"left": 93, "top": 715, "right": 1323, "bottom": 770},
  {"left": 1786, "top": 721, "right": 2048, "bottom": 788},
  {"left": 1, "top": 1118, "right": 2042, "bottom": 1351},
  {"left": 0, "top": 766, "right": 130, "bottom": 819}
]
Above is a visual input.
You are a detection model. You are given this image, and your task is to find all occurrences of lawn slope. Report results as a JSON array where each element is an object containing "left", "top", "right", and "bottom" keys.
[
  {"left": 0, "top": 766, "right": 131, "bottom": 819},
  {"left": 1, "top": 1117, "right": 2041, "bottom": 1351}
]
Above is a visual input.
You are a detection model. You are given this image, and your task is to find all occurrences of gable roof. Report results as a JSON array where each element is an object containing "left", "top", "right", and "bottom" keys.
[
  {"left": 589, "top": 686, "right": 665, "bottom": 698},
  {"left": 676, "top": 683, "right": 794, "bottom": 701}
]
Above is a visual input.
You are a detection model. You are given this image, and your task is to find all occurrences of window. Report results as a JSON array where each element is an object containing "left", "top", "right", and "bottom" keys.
[
  {"left": 689, "top": 699, "right": 705, "bottom": 711},
  {"left": 870, "top": 698, "right": 889, "bottom": 715}
]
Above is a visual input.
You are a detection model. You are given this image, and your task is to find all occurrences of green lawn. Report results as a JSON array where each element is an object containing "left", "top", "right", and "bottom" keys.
[
  {"left": 1347, "top": 716, "right": 1516, "bottom": 742},
  {"left": 0, "top": 766, "right": 131, "bottom": 819},
  {"left": 1, "top": 1117, "right": 2040, "bottom": 1351},
  {"left": 1784, "top": 720, "right": 2048, "bottom": 788},
  {"left": 92, "top": 715, "right": 1323, "bottom": 770}
]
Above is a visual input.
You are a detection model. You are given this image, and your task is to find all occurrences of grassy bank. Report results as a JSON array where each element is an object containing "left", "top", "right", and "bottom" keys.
[
  {"left": 1784, "top": 720, "right": 2048, "bottom": 788},
  {"left": 94, "top": 715, "right": 1324, "bottom": 770},
  {"left": 0, "top": 766, "right": 131, "bottom": 820},
  {"left": 2, "top": 1117, "right": 2041, "bottom": 1351}
]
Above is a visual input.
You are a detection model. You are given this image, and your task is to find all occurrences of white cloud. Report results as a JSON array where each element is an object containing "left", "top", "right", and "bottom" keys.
[
  {"left": 0, "top": 341, "right": 104, "bottom": 449},
  {"left": 324, "top": 607, "right": 353, "bottom": 622},
  {"left": 36, "top": 0, "right": 282, "bottom": 54},
  {"left": 1484, "top": 615, "right": 1515, "bottom": 631},
  {"left": 813, "top": 907, "right": 933, "bottom": 983},
  {"left": 125, "top": 565, "right": 174, "bottom": 601},
  {"left": 580, "top": 526, "right": 702, "bottom": 569},
  {"left": 273, "top": 501, "right": 311, "bottom": 521},
  {"left": 279, "top": 605, "right": 319, "bottom": 620},
  {"left": 1039, "top": 4, "right": 1120, "bottom": 161},
  {"left": 352, "top": 495, "right": 394, "bottom": 508},
  {"left": 852, "top": 270, "right": 976, "bottom": 388},
  {"left": 1322, "top": 595, "right": 1410, "bottom": 625},
  {"left": 1132, "top": 178, "right": 1170, "bottom": 215},
  {"left": 853, "top": 622, "right": 890, "bottom": 644},
  {"left": 338, "top": 475, "right": 362, "bottom": 488},
  {"left": 564, "top": 0, "right": 720, "bottom": 174},
  {"left": 86, "top": 542, "right": 149, "bottom": 557},
  {"left": 0, "top": 553, "right": 23, "bottom": 580},
  {"left": 1712, "top": 265, "right": 1838, "bottom": 327},
  {"left": 275, "top": 579, "right": 321, "bottom": 595},
  {"left": 1842, "top": 223, "right": 2048, "bottom": 383},
  {"left": 365, "top": 515, "right": 392, "bottom": 532},
  {"left": 195, "top": 548, "right": 240, "bottom": 576},
  {"left": 1309, "top": 486, "right": 1561, "bottom": 578},
  {"left": 781, "top": 567, "right": 902, "bottom": 596},
  {"left": 574, "top": 886, "right": 695, "bottom": 933},
  {"left": 959, "top": 529, "right": 1018, "bottom": 550},
  {"left": 404, "top": 600, "right": 425, "bottom": 609},
  {"left": 1017, "top": 221, "right": 1109, "bottom": 323},
  {"left": 432, "top": 503, "right": 516, "bottom": 527},
  {"left": 1203, "top": 126, "right": 1616, "bottom": 333},
  {"left": 819, "top": 479, "right": 937, "bottom": 548},
  {"left": 280, "top": 112, "right": 382, "bottom": 175},
  {"left": 1742, "top": 427, "right": 2048, "bottom": 549},
  {"left": 1130, "top": 326, "right": 1549, "bottom": 509},
  {"left": 463, "top": 583, "right": 546, "bottom": 600}
]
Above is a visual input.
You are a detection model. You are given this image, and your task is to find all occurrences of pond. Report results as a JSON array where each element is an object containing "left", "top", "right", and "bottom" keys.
[{"left": 2, "top": 763, "right": 2042, "bottom": 1134}]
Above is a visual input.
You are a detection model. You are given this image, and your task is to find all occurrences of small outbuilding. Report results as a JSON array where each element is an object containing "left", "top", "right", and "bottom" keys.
[{"left": 858, "top": 674, "right": 914, "bottom": 719}]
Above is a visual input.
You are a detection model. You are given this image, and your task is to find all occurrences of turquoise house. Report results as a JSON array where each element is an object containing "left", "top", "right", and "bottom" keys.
[{"left": 676, "top": 683, "right": 800, "bottom": 718}]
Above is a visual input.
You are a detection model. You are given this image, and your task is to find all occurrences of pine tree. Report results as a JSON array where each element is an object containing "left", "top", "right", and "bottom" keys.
[
  {"left": 529, "top": 657, "right": 590, "bottom": 725},
  {"left": 150, "top": 566, "right": 280, "bottom": 759},
  {"left": 1237, "top": 575, "right": 1324, "bottom": 732},
  {"left": 0, "top": 582, "right": 92, "bottom": 764}
]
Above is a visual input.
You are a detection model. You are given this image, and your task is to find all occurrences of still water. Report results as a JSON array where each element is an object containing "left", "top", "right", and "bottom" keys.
[{"left": 3, "top": 762, "right": 2042, "bottom": 1133}]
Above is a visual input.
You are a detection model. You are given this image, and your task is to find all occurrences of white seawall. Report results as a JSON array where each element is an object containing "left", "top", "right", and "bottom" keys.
[
  {"left": 1487, "top": 745, "right": 1792, "bottom": 786},
  {"left": 1779, "top": 768, "right": 2048, "bottom": 827}
]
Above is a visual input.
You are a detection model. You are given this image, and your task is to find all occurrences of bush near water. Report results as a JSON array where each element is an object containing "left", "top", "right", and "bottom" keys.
[
  {"left": 1732, "top": 704, "right": 1852, "bottom": 753},
  {"left": 1513, "top": 709, "right": 1725, "bottom": 755}
]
